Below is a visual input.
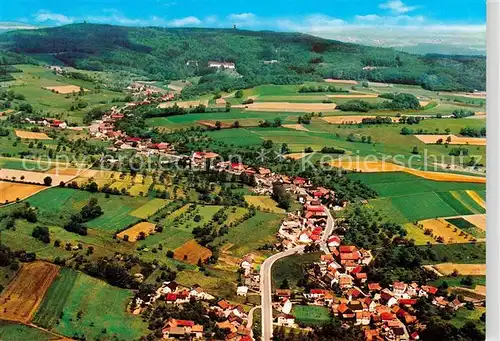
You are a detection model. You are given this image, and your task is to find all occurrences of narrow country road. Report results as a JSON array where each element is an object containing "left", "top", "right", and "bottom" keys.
[
  {"left": 260, "top": 205, "right": 335, "bottom": 341},
  {"left": 247, "top": 305, "right": 261, "bottom": 335}
]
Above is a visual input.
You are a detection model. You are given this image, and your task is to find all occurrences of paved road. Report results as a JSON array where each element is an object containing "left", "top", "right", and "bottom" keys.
[
  {"left": 260, "top": 245, "right": 305, "bottom": 341},
  {"left": 247, "top": 305, "right": 261, "bottom": 335},
  {"left": 260, "top": 206, "right": 335, "bottom": 341}
]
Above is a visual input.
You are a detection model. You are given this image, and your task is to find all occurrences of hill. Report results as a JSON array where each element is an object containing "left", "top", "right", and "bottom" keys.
[{"left": 0, "top": 23, "right": 485, "bottom": 97}]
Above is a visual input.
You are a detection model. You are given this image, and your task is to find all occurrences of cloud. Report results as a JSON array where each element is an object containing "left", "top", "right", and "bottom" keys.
[
  {"left": 0, "top": 22, "right": 38, "bottom": 30},
  {"left": 379, "top": 0, "right": 417, "bottom": 15},
  {"left": 228, "top": 12, "right": 258, "bottom": 26},
  {"left": 168, "top": 16, "right": 201, "bottom": 27},
  {"left": 35, "top": 11, "right": 73, "bottom": 25}
]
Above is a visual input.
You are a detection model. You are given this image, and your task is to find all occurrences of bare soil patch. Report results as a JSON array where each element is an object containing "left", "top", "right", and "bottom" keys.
[
  {"left": 324, "top": 79, "right": 358, "bottom": 85},
  {"left": 285, "top": 152, "right": 313, "bottom": 160},
  {"left": 117, "top": 222, "right": 156, "bottom": 242},
  {"left": 174, "top": 239, "right": 213, "bottom": 264},
  {"left": 414, "top": 134, "right": 486, "bottom": 146},
  {"left": 215, "top": 98, "right": 227, "bottom": 105},
  {"left": 15, "top": 130, "right": 52, "bottom": 140},
  {"left": 43, "top": 85, "right": 88, "bottom": 94},
  {"left": 0, "top": 261, "right": 59, "bottom": 323},
  {"left": 330, "top": 159, "right": 486, "bottom": 183},
  {"left": 322, "top": 115, "right": 394, "bottom": 124},
  {"left": 417, "top": 218, "right": 472, "bottom": 244},
  {"left": 158, "top": 100, "right": 209, "bottom": 109},
  {"left": 0, "top": 181, "right": 45, "bottom": 204},
  {"left": 463, "top": 214, "right": 486, "bottom": 231},
  {"left": 433, "top": 263, "right": 486, "bottom": 276},
  {"left": 0, "top": 169, "right": 73, "bottom": 185},
  {"left": 197, "top": 120, "right": 233, "bottom": 129},
  {"left": 282, "top": 124, "right": 309, "bottom": 131},
  {"left": 233, "top": 102, "right": 337, "bottom": 112}
]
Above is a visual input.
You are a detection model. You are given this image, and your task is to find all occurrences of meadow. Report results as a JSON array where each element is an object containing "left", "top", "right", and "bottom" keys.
[
  {"left": 351, "top": 172, "right": 486, "bottom": 223},
  {"left": 32, "top": 268, "right": 148, "bottom": 341},
  {"left": 0, "top": 321, "right": 59, "bottom": 341},
  {"left": 292, "top": 306, "right": 332, "bottom": 326}
]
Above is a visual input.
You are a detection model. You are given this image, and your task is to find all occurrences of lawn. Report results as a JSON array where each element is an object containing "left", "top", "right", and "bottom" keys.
[
  {"left": 33, "top": 269, "right": 147, "bottom": 341},
  {"left": 292, "top": 305, "right": 332, "bottom": 326}
]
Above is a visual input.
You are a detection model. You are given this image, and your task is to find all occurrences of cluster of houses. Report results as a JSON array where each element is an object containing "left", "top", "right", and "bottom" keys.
[
  {"left": 273, "top": 238, "right": 475, "bottom": 341},
  {"left": 24, "top": 117, "right": 68, "bottom": 129},
  {"left": 237, "top": 254, "right": 261, "bottom": 297},
  {"left": 131, "top": 281, "right": 254, "bottom": 340},
  {"left": 126, "top": 82, "right": 176, "bottom": 101}
]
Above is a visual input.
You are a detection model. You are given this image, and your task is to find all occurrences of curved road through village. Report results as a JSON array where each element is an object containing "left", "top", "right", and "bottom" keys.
[{"left": 260, "top": 208, "right": 335, "bottom": 341}]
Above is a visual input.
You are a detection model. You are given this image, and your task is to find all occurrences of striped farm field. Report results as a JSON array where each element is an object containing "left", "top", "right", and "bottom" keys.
[
  {"left": 466, "top": 190, "right": 486, "bottom": 209},
  {"left": 32, "top": 269, "right": 147, "bottom": 340},
  {"left": 351, "top": 172, "right": 486, "bottom": 223},
  {"left": 130, "top": 198, "right": 170, "bottom": 219},
  {"left": 0, "top": 261, "right": 59, "bottom": 323},
  {"left": 86, "top": 205, "right": 141, "bottom": 232}
]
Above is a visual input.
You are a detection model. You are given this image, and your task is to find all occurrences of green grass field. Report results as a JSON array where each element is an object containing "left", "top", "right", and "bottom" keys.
[
  {"left": 350, "top": 172, "right": 486, "bottom": 223},
  {"left": 33, "top": 268, "right": 147, "bottom": 341},
  {"left": 0, "top": 321, "right": 58, "bottom": 341},
  {"left": 216, "top": 211, "right": 282, "bottom": 257},
  {"left": 419, "top": 243, "right": 486, "bottom": 264},
  {"left": 272, "top": 252, "right": 323, "bottom": 290},
  {"left": 292, "top": 306, "right": 332, "bottom": 326},
  {"left": 129, "top": 198, "right": 170, "bottom": 218},
  {"left": 26, "top": 188, "right": 148, "bottom": 232}
]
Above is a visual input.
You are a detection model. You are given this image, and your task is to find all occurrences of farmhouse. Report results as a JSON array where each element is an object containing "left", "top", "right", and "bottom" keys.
[{"left": 208, "top": 61, "right": 236, "bottom": 69}]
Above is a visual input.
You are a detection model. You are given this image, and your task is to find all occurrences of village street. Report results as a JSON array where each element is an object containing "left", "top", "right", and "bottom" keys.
[{"left": 260, "top": 205, "right": 336, "bottom": 341}]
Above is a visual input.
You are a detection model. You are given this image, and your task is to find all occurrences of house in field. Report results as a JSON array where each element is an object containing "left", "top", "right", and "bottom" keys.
[
  {"left": 236, "top": 286, "right": 248, "bottom": 296},
  {"left": 161, "top": 318, "right": 204, "bottom": 339},
  {"left": 276, "top": 313, "right": 295, "bottom": 327},
  {"left": 208, "top": 61, "right": 236, "bottom": 69}
]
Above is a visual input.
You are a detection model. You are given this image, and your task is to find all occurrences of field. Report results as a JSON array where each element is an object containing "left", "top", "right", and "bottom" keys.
[
  {"left": 26, "top": 187, "right": 148, "bottom": 232},
  {"left": 0, "top": 261, "right": 59, "bottom": 323},
  {"left": 14, "top": 130, "right": 52, "bottom": 140},
  {"left": 0, "top": 181, "right": 45, "bottom": 204},
  {"left": 333, "top": 160, "right": 486, "bottom": 183},
  {"left": 322, "top": 115, "right": 393, "bottom": 124},
  {"left": 414, "top": 134, "right": 486, "bottom": 146},
  {"left": 0, "top": 322, "right": 60, "bottom": 341},
  {"left": 351, "top": 172, "right": 485, "bottom": 223},
  {"left": 43, "top": 85, "right": 87, "bottom": 94},
  {"left": 462, "top": 214, "right": 486, "bottom": 231},
  {"left": 173, "top": 239, "right": 213, "bottom": 264},
  {"left": 419, "top": 243, "right": 486, "bottom": 264},
  {"left": 292, "top": 305, "right": 332, "bottom": 326},
  {"left": 233, "top": 102, "right": 337, "bottom": 112},
  {"left": 0, "top": 169, "right": 74, "bottom": 185},
  {"left": 411, "top": 218, "right": 472, "bottom": 244},
  {"left": 272, "top": 252, "right": 323, "bottom": 290},
  {"left": 244, "top": 195, "right": 285, "bottom": 213},
  {"left": 445, "top": 217, "right": 485, "bottom": 238},
  {"left": 32, "top": 268, "right": 147, "bottom": 340},
  {"left": 117, "top": 222, "right": 156, "bottom": 242},
  {"left": 216, "top": 211, "right": 282, "bottom": 257},
  {"left": 433, "top": 263, "right": 486, "bottom": 276},
  {"left": 129, "top": 198, "right": 169, "bottom": 218}
]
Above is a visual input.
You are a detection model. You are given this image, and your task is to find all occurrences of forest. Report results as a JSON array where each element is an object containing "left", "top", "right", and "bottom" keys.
[{"left": 0, "top": 23, "right": 486, "bottom": 96}]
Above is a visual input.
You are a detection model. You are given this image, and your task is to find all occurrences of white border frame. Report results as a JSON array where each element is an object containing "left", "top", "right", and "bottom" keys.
[{"left": 487, "top": 1, "right": 499, "bottom": 340}]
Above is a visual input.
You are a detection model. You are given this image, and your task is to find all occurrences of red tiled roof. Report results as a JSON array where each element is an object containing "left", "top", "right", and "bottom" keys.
[
  {"left": 399, "top": 299, "right": 417, "bottom": 305},
  {"left": 380, "top": 312, "right": 395, "bottom": 321},
  {"left": 176, "top": 320, "right": 195, "bottom": 327},
  {"left": 339, "top": 245, "right": 357, "bottom": 253},
  {"left": 310, "top": 289, "right": 325, "bottom": 295},
  {"left": 166, "top": 293, "right": 177, "bottom": 301}
]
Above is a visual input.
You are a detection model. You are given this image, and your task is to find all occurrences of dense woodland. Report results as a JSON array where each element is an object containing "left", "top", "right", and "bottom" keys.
[{"left": 0, "top": 23, "right": 485, "bottom": 97}]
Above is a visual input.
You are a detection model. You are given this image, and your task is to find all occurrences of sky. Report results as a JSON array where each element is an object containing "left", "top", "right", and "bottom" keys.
[{"left": 0, "top": 0, "right": 486, "bottom": 53}]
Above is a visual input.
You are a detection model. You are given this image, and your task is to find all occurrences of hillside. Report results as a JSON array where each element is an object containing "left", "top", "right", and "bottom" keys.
[{"left": 0, "top": 23, "right": 485, "bottom": 96}]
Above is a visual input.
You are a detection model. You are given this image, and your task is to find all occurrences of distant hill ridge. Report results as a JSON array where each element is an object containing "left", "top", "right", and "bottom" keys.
[{"left": 0, "top": 23, "right": 485, "bottom": 96}]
